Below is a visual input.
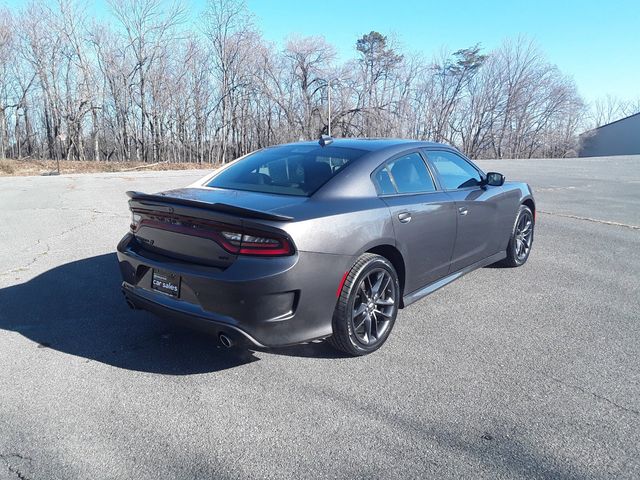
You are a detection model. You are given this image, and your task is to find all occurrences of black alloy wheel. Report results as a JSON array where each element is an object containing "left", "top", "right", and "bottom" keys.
[
  {"left": 351, "top": 268, "right": 396, "bottom": 346},
  {"left": 329, "top": 253, "right": 400, "bottom": 356},
  {"left": 500, "top": 205, "right": 535, "bottom": 267}
]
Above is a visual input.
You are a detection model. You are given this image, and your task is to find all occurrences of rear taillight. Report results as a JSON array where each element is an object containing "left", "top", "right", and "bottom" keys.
[
  {"left": 131, "top": 210, "right": 293, "bottom": 256},
  {"left": 221, "top": 230, "right": 293, "bottom": 256},
  {"left": 130, "top": 212, "right": 141, "bottom": 232}
]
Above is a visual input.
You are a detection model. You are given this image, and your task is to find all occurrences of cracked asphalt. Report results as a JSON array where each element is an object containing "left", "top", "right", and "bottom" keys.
[{"left": 0, "top": 156, "right": 639, "bottom": 479}]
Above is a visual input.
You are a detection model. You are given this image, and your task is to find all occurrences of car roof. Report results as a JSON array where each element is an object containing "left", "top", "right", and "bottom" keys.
[{"left": 279, "top": 138, "right": 449, "bottom": 152}]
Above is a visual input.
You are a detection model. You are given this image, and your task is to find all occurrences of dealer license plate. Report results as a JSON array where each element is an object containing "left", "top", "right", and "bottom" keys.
[{"left": 151, "top": 270, "right": 180, "bottom": 297}]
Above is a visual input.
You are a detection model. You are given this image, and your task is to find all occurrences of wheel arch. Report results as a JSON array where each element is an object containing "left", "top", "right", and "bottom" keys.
[
  {"left": 522, "top": 197, "right": 536, "bottom": 221},
  {"left": 365, "top": 244, "right": 407, "bottom": 308}
]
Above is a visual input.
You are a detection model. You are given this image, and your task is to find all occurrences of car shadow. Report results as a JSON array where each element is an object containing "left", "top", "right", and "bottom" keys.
[
  {"left": 257, "top": 342, "right": 348, "bottom": 359},
  {"left": 483, "top": 262, "right": 507, "bottom": 269},
  {"left": 0, "top": 253, "right": 261, "bottom": 375}
]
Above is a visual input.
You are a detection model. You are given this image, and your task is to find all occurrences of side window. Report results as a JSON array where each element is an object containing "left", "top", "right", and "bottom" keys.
[
  {"left": 428, "top": 151, "right": 482, "bottom": 190},
  {"left": 374, "top": 166, "right": 396, "bottom": 195},
  {"left": 386, "top": 152, "right": 436, "bottom": 194},
  {"left": 388, "top": 153, "right": 436, "bottom": 194}
]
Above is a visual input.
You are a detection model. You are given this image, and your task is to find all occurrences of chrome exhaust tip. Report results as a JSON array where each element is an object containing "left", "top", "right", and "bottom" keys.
[{"left": 218, "top": 333, "right": 234, "bottom": 348}]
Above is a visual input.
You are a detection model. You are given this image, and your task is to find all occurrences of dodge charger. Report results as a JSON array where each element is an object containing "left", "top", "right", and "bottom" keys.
[{"left": 117, "top": 138, "right": 535, "bottom": 356}]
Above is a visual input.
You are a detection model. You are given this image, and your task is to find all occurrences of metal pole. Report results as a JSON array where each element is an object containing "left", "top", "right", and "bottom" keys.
[{"left": 328, "top": 79, "right": 331, "bottom": 137}]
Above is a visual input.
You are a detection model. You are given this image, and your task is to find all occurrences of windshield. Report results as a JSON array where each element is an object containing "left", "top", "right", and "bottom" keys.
[{"left": 207, "top": 145, "right": 367, "bottom": 196}]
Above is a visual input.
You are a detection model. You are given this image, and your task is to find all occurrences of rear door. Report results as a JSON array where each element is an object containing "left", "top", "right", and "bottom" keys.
[
  {"left": 424, "top": 149, "right": 504, "bottom": 272},
  {"left": 373, "top": 150, "right": 457, "bottom": 293}
]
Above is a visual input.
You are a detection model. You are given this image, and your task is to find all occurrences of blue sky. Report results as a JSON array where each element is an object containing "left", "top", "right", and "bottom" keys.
[
  {"left": 4, "top": 0, "right": 639, "bottom": 105},
  {"left": 244, "top": 0, "right": 639, "bottom": 105}
]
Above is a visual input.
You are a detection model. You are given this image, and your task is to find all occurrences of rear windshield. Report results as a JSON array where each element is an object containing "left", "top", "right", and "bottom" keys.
[{"left": 207, "top": 145, "right": 367, "bottom": 196}]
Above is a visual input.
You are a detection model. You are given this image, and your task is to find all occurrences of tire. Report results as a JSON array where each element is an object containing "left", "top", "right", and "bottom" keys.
[
  {"left": 328, "top": 253, "right": 400, "bottom": 356},
  {"left": 499, "top": 205, "right": 534, "bottom": 267}
]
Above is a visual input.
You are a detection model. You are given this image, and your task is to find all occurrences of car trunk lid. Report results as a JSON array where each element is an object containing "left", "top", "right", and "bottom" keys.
[{"left": 127, "top": 188, "right": 301, "bottom": 268}]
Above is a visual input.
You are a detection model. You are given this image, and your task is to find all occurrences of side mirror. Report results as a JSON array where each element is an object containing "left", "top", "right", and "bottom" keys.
[{"left": 485, "top": 172, "right": 505, "bottom": 187}]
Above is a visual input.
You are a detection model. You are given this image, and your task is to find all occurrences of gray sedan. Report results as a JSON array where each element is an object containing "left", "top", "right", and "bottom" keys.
[{"left": 117, "top": 138, "right": 535, "bottom": 356}]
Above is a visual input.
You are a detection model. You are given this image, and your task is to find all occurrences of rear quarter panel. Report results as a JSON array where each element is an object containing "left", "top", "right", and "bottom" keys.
[{"left": 275, "top": 197, "right": 396, "bottom": 256}]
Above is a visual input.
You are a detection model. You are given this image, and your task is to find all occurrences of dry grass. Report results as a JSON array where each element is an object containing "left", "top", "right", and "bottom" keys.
[{"left": 0, "top": 159, "right": 213, "bottom": 177}]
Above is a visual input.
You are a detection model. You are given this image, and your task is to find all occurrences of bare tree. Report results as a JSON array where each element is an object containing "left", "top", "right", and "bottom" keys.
[
  {"left": 591, "top": 95, "right": 640, "bottom": 128},
  {"left": 355, "top": 31, "right": 403, "bottom": 136},
  {"left": 0, "top": 1, "right": 593, "bottom": 164},
  {"left": 0, "top": 9, "right": 16, "bottom": 160},
  {"left": 281, "top": 35, "right": 335, "bottom": 138},
  {"left": 203, "top": 0, "right": 256, "bottom": 161},
  {"left": 108, "top": 0, "right": 185, "bottom": 162}
]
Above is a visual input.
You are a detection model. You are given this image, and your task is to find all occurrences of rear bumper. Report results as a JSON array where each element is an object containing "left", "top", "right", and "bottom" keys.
[
  {"left": 117, "top": 233, "right": 354, "bottom": 347},
  {"left": 122, "top": 284, "right": 266, "bottom": 346}
]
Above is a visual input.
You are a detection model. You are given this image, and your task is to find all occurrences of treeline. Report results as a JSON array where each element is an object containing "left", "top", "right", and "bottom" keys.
[{"left": 0, "top": 0, "right": 586, "bottom": 163}]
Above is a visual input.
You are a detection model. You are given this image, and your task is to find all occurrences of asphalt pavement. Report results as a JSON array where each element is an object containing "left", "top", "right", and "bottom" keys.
[{"left": 0, "top": 156, "right": 638, "bottom": 479}]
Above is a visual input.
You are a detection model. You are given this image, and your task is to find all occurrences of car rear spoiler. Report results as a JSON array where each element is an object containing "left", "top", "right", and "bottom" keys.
[{"left": 126, "top": 191, "right": 294, "bottom": 222}]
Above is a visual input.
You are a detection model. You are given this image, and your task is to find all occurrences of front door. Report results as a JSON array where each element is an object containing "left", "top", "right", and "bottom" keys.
[{"left": 425, "top": 149, "right": 503, "bottom": 272}]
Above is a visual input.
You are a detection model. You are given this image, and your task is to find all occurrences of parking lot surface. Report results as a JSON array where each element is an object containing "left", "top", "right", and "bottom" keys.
[{"left": 1, "top": 156, "right": 639, "bottom": 479}]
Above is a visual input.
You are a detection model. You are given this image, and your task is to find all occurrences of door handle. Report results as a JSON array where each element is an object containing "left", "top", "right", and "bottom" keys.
[
  {"left": 458, "top": 207, "right": 468, "bottom": 216},
  {"left": 398, "top": 212, "right": 412, "bottom": 223}
]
